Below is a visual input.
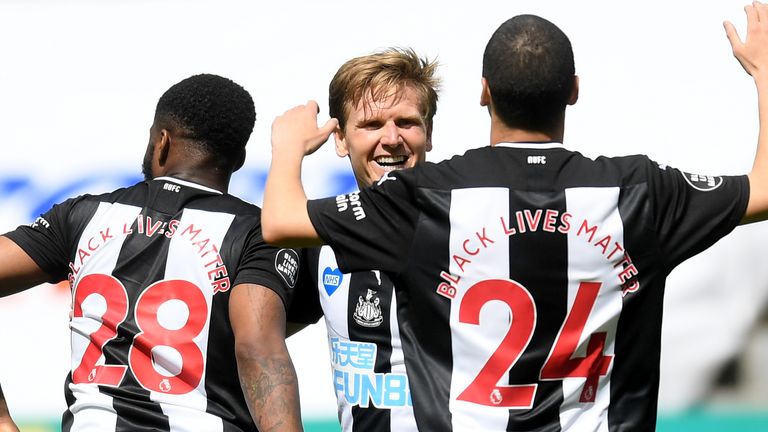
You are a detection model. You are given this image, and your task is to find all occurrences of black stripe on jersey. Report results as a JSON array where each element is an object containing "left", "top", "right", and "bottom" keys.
[
  {"left": 609, "top": 183, "right": 662, "bottom": 432},
  {"left": 205, "top": 225, "right": 254, "bottom": 432},
  {"left": 347, "top": 271, "right": 395, "bottom": 430},
  {"left": 61, "top": 376, "right": 76, "bottom": 431},
  {"left": 505, "top": 190, "right": 568, "bottom": 431},
  {"left": 398, "top": 187, "right": 453, "bottom": 431},
  {"left": 111, "top": 210, "right": 173, "bottom": 431}
]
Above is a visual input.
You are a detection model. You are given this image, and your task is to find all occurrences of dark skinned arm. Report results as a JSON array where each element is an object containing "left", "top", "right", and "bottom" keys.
[
  {"left": 0, "top": 236, "right": 50, "bottom": 297},
  {"left": 229, "top": 283, "right": 303, "bottom": 432},
  {"left": 0, "top": 238, "right": 48, "bottom": 431}
]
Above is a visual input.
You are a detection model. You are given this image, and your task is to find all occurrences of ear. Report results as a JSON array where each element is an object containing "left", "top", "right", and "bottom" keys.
[
  {"left": 425, "top": 123, "right": 433, "bottom": 152},
  {"left": 334, "top": 126, "right": 349, "bottom": 158},
  {"left": 233, "top": 148, "right": 246, "bottom": 172},
  {"left": 480, "top": 77, "right": 491, "bottom": 107},
  {"left": 157, "top": 129, "right": 171, "bottom": 167},
  {"left": 568, "top": 75, "right": 579, "bottom": 106}
]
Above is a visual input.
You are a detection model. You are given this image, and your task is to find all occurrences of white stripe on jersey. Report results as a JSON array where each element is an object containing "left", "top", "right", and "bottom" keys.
[
  {"left": 319, "top": 246, "right": 352, "bottom": 342},
  {"left": 388, "top": 288, "right": 417, "bottom": 431},
  {"left": 69, "top": 202, "right": 142, "bottom": 432},
  {"left": 448, "top": 188, "right": 514, "bottom": 431},
  {"left": 156, "top": 208, "right": 235, "bottom": 432},
  {"left": 318, "top": 245, "right": 418, "bottom": 432},
  {"left": 558, "top": 187, "right": 623, "bottom": 431},
  {"left": 317, "top": 245, "right": 355, "bottom": 431}
]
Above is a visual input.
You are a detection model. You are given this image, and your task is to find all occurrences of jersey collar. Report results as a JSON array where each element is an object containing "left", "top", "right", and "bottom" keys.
[
  {"left": 495, "top": 142, "right": 564, "bottom": 149},
  {"left": 154, "top": 176, "right": 224, "bottom": 195}
]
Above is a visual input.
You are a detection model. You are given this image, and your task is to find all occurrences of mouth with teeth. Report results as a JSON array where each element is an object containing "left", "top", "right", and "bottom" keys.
[{"left": 374, "top": 155, "right": 410, "bottom": 172}]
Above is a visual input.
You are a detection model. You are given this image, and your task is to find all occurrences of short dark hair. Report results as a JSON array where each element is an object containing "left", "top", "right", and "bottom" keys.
[
  {"left": 154, "top": 74, "right": 256, "bottom": 170},
  {"left": 482, "top": 15, "right": 575, "bottom": 132}
]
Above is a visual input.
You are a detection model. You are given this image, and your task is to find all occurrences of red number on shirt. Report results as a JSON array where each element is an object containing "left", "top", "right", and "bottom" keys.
[
  {"left": 129, "top": 279, "right": 207, "bottom": 394},
  {"left": 457, "top": 280, "right": 612, "bottom": 407},
  {"left": 457, "top": 279, "right": 537, "bottom": 408},
  {"left": 71, "top": 274, "right": 208, "bottom": 394},
  {"left": 540, "top": 281, "right": 613, "bottom": 402},
  {"left": 72, "top": 273, "right": 129, "bottom": 386}
]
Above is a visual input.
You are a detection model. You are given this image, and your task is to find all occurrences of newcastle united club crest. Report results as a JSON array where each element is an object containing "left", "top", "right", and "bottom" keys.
[{"left": 353, "top": 289, "right": 383, "bottom": 328}]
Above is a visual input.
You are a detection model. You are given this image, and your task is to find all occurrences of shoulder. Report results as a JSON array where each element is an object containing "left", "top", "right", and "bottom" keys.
[
  {"left": 219, "top": 193, "right": 263, "bottom": 216},
  {"left": 181, "top": 191, "right": 263, "bottom": 222},
  {"left": 102, "top": 180, "right": 148, "bottom": 200},
  {"left": 572, "top": 153, "right": 661, "bottom": 186},
  {"left": 399, "top": 149, "right": 486, "bottom": 186}
]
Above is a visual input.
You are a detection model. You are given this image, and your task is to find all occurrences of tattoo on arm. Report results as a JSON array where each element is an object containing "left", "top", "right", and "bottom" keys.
[{"left": 239, "top": 355, "right": 301, "bottom": 432}]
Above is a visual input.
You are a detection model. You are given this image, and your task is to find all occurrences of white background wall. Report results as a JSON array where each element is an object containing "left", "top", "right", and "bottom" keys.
[{"left": 0, "top": 0, "right": 766, "bottom": 423}]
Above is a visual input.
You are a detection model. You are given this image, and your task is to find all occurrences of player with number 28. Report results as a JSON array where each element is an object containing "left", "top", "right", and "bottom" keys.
[{"left": 0, "top": 74, "right": 303, "bottom": 432}]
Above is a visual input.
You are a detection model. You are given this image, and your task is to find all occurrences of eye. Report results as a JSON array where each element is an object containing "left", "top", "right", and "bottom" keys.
[
  {"left": 396, "top": 118, "right": 422, "bottom": 128},
  {"left": 359, "top": 121, "right": 383, "bottom": 130}
]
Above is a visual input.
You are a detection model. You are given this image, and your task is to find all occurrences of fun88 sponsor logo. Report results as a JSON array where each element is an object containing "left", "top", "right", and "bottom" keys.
[
  {"left": 0, "top": 167, "right": 356, "bottom": 228},
  {"left": 330, "top": 337, "right": 413, "bottom": 408}
]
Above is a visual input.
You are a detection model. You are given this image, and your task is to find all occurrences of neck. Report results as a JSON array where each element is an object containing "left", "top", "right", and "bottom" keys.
[
  {"left": 488, "top": 113, "right": 564, "bottom": 146},
  {"left": 159, "top": 168, "right": 230, "bottom": 193}
]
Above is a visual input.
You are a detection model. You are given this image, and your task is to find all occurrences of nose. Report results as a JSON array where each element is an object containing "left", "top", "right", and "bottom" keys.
[{"left": 380, "top": 121, "right": 401, "bottom": 147}]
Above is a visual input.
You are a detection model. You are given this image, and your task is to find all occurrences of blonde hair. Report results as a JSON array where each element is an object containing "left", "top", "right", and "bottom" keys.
[{"left": 329, "top": 47, "right": 440, "bottom": 133}]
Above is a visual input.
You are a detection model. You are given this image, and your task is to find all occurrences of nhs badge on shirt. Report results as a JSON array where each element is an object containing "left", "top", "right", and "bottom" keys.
[{"left": 323, "top": 267, "right": 343, "bottom": 296}]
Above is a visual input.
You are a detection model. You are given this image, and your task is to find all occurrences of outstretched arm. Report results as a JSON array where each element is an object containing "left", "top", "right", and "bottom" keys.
[
  {"left": 0, "top": 384, "right": 20, "bottom": 432},
  {"left": 262, "top": 102, "right": 338, "bottom": 247},
  {"left": 726, "top": 1, "right": 768, "bottom": 223},
  {"left": 230, "top": 283, "right": 303, "bottom": 432},
  {"left": 0, "top": 236, "right": 50, "bottom": 297}
]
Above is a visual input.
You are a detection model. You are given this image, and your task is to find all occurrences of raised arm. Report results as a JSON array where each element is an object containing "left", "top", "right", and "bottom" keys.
[
  {"left": 230, "top": 283, "right": 303, "bottom": 432},
  {"left": 0, "top": 384, "right": 20, "bottom": 432},
  {"left": 0, "top": 236, "right": 50, "bottom": 297},
  {"left": 262, "top": 102, "right": 338, "bottom": 247},
  {"left": 726, "top": 1, "right": 768, "bottom": 223}
]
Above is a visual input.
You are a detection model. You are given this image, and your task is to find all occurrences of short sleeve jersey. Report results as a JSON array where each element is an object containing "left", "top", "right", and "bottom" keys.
[
  {"left": 306, "top": 143, "right": 749, "bottom": 432},
  {"left": 4, "top": 177, "right": 300, "bottom": 432}
]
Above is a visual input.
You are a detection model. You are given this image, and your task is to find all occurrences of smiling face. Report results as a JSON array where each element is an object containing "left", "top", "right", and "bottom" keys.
[{"left": 335, "top": 85, "right": 432, "bottom": 189}]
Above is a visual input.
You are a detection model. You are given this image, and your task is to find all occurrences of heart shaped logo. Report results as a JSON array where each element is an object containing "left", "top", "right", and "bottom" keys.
[{"left": 322, "top": 267, "right": 344, "bottom": 296}]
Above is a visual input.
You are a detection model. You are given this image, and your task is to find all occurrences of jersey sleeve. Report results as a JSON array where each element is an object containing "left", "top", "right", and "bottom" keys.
[
  {"left": 233, "top": 226, "right": 301, "bottom": 310},
  {"left": 647, "top": 161, "right": 749, "bottom": 270},
  {"left": 3, "top": 197, "right": 89, "bottom": 282},
  {"left": 285, "top": 248, "right": 323, "bottom": 324},
  {"left": 307, "top": 170, "right": 421, "bottom": 274}
]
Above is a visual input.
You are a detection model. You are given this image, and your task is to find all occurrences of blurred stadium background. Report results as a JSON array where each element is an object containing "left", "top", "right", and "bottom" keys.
[{"left": 1, "top": 0, "right": 767, "bottom": 430}]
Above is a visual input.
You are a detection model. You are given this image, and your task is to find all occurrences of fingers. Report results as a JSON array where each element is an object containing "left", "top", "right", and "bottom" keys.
[
  {"left": 724, "top": 20, "right": 743, "bottom": 49},
  {"left": 304, "top": 117, "right": 338, "bottom": 156},
  {"left": 746, "top": 2, "right": 759, "bottom": 28},
  {"left": 279, "top": 100, "right": 323, "bottom": 121},
  {"left": 271, "top": 100, "right": 338, "bottom": 157},
  {"left": 305, "top": 100, "right": 320, "bottom": 115},
  {"left": 728, "top": 1, "right": 768, "bottom": 78},
  {"left": 753, "top": 1, "right": 765, "bottom": 23},
  {"left": 319, "top": 118, "right": 339, "bottom": 137}
]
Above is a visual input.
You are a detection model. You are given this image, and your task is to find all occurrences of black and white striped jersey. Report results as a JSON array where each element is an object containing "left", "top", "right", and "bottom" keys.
[
  {"left": 288, "top": 246, "right": 417, "bottom": 432},
  {"left": 4, "top": 176, "right": 299, "bottom": 432},
  {"left": 306, "top": 142, "right": 749, "bottom": 432}
]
